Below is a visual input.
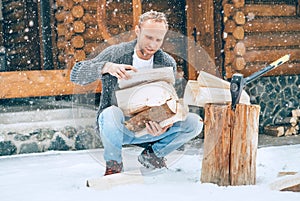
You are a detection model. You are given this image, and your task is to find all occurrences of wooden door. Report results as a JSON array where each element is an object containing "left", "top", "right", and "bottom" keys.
[{"left": 186, "top": 0, "right": 223, "bottom": 79}]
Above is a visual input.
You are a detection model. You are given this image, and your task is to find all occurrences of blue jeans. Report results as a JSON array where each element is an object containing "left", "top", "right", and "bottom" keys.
[{"left": 98, "top": 106, "right": 203, "bottom": 163}]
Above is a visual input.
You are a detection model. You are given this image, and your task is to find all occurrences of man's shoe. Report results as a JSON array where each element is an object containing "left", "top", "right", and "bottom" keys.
[
  {"left": 104, "top": 160, "right": 123, "bottom": 176},
  {"left": 138, "top": 145, "right": 167, "bottom": 169}
]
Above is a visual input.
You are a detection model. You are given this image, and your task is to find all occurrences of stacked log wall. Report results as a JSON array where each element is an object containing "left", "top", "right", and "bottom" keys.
[
  {"left": 222, "top": 0, "right": 300, "bottom": 78},
  {"left": 54, "top": 0, "right": 187, "bottom": 71},
  {"left": 1, "top": 0, "right": 41, "bottom": 71}
]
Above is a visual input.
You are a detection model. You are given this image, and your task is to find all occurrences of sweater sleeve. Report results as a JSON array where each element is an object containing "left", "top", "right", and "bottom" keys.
[{"left": 70, "top": 45, "right": 115, "bottom": 85}]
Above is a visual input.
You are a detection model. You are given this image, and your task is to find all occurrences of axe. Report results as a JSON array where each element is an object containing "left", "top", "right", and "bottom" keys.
[{"left": 230, "top": 54, "right": 290, "bottom": 110}]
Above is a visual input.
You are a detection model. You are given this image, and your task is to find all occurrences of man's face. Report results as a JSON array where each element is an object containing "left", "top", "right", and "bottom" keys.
[{"left": 135, "top": 20, "right": 168, "bottom": 59}]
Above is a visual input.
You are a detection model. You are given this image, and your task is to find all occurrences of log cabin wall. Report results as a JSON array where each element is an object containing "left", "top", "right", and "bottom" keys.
[
  {"left": 54, "top": 0, "right": 187, "bottom": 71},
  {"left": 222, "top": 0, "right": 300, "bottom": 132},
  {"left": 1, "top": 0, "right": 42, "bottom": 71},
  {"left": 54, "top": 0, "right": 187, "bottom": 96}
]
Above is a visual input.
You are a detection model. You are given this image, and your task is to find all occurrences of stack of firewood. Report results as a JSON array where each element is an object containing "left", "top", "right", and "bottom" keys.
[
  {"left": 115, "top": 68, "right": 188, "bottom": 137},
  {"left": 55, "top": 0, "right": 138, "bottom": 69},
  {"left": 55, "top": 0, "right": 100, "bottom": 69},
  {"left": 264, "top": 109, "right": 300, "bottom": 137}
]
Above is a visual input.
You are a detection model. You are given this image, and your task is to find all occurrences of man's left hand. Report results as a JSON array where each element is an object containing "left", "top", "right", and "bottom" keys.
[{"left": 145, "top": 121, "right": 173, "bottom": 136}]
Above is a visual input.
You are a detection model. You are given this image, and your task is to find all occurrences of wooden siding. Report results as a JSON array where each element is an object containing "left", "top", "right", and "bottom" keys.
[{"left": 223, "top": 0, "right": 300, "bottom": 78}]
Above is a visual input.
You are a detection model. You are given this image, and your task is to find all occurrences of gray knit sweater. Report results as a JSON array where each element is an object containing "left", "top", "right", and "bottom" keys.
[{"left": 70, "top": 39, "right": 177, "bottom": 117}]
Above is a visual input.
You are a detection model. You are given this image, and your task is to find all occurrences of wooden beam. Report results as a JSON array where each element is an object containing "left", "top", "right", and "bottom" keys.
[
  {"left": 242, "top": 32, "right": 300, "bottom": 48},
  {"left": 0, "top": 70, "right": 102, "bottom": 99},
  {"left": 244, "top": 5, "right": 296, "bottom": 17},
  {"left": 243, "top": 49, "right": 300, "bottom": 63},
  {"left": 244, "top": 18, "right": 300, "bottom": 33}
]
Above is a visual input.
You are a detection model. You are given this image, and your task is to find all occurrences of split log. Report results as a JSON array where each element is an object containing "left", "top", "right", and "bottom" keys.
[
  {"left": 56, "top": 24, "right": 66, "bottom": 36},
  {"left": 224, "top": 35, "right": 237, "bottom": 50},
  {"left": 118, "top": 67, "right": 175, "bottom": 89},
  {"left": 55, "top": 10, "right": 67, "bottom": 22},
  {"left": 264, "top": 125, "right": 285, "bottom": 137},
  {"left": 224, "top": 20, "right": 237, "bottom": 33},
  {"left": 275, "top": 117, "right": 298, "bottom": 127},
  {"left": 86, "top": 169, "right": 144, "bottom": 190},
  {"left": 224, "top": 50, "right": 234, "bottom": 65},
  {"left": 83, "top": 42, "right": 99, "bottom": 54},
  {"left": 223, "top": 4, "right": 234, "bottom": 17},
  {"left": 270, "top": 172, "right": 300, "bottom": 192},
  {"left": 82, "top": 1, "right": 98, "bottom": 11},
  {"left": 183, "top": 71, "right": 250, "bottom": 107},
  {"left": 64, "top": 12, "right": 74, "bottom": 24},
  {"left": 234, "top": 11, "right": 245, "bottom": 25},
  {"left": 233, "top": 56, "right": 246, "bottom": 70},
  {"left": 82, "top": 27, "right": 103, "bottom": 41},
  {"left": 74, "top": 49, "right": 86, "bottom": 61},
  {"left": 65, "top": 26, "right": 75, "bottom": 41},
  {"left": 71, "top": 35, "right": 85, "bottom": 48},
  {"left": 201, "top": 103, "right": 260, "bottom": 186},
  {"left": 285, "top": 126, "right": 298, "bottom": 136},
  {"left": 57, "top": 38, "right": 68, "bottom": 50},
  {"left": 132, "top": 99, "right": 189, "bottom": 137},
  {"left": 71, "top": 5, "right": 84, "bottom": 18},
  {"left": 73, "top": 20, "right": 86, "bottom": 33},
  {"left": 58, "top": 52, "right": 66, "bottom": 63},
  {"left": 232, "top": 26, "right": 244, "bottom": 40},
  {"left": 116, "top": 81, "right": 178, "bottom": 116},
  {"left": 82, "top": 13, "right": 97, "bottom": 25},
  {"left": 124, "top": 100, "right": 176, "bottom": 132},
  {"left": 234, "top": 41, "right": 246, "bottom": 56},
  {"left": 56, "top": 0, "right": 64, "bottom": 8},
  {"left": 63, "top": 0, "right": 74, "bottom": 11}
]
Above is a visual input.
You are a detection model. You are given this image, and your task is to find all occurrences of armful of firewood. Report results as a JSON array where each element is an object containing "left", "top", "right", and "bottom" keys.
[
  {"left": 124, "top": 99, "right": 177, "bottom": 132},
  {"left": 125, "top": 99, "right": 189, "bottom": 137}
]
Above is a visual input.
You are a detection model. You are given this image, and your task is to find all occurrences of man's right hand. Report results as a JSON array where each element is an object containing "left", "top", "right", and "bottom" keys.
[{"left": 102, "top": 62, "right": 137, "bottom": 80}]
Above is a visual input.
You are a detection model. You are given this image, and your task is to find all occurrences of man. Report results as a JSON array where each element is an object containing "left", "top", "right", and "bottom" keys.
[{"left": 70, "top": 11, "right": 203, "bottom": 175}]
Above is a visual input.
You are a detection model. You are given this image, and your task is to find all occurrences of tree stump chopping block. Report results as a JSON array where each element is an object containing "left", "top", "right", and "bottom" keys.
[{"left": 201, "top": 103, "right": 260, "bottom": 186}]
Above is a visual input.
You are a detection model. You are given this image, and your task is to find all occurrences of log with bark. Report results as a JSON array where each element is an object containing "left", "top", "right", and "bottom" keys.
[{"left": 201, "top": 103, "right": 260, "bottom": 186}]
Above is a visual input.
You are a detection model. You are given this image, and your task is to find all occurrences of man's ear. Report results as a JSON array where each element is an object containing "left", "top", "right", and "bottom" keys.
[{"left": 135, "top": 25, "right": 140, "bottom": 36}]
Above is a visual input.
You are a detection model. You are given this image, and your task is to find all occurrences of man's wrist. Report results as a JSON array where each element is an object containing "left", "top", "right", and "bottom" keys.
[{"left": 101, "top": 62, "right": 112, "bottom": 74}]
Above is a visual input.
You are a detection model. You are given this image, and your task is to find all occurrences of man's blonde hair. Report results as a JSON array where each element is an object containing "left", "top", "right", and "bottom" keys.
[{"left": 138, "top": 10, "right": 168, "bottom": 29}]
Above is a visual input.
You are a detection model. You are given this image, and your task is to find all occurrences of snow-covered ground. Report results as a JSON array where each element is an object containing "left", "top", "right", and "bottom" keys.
[{"left": 0, "top": 141, "right": 299, "bottom": 201}]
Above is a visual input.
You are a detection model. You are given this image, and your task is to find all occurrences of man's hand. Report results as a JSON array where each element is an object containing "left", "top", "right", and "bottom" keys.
[
  {"left": 102, "top": 62, "right": 137, "bottom": 80},
  {"left": 146, "top": 121, "right": 173, "bottom": 136}
]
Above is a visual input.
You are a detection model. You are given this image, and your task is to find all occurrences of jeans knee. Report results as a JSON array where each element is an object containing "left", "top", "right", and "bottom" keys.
[
  {"left": 185, "top": 113, "right": 203, "bottom": 137},
  {"left": 98, "top": 106, "right": 124, "bottom": 134}
]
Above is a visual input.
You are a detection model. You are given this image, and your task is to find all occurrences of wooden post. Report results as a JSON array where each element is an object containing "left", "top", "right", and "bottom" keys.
[{"left": 201, "top": 103, "right": 260, "bottom": 186}]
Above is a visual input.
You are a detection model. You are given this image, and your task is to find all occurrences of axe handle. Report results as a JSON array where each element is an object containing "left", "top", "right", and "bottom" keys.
[{"left": 244, "top": 54, "right": 290, "bottom": 85}]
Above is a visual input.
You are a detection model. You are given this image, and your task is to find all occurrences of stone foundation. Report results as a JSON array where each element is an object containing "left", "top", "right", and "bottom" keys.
[
  {"left": 245, "top": 74, "right": 300, "bottom": 132},
  {"left": 0, "top": 126, "right": 102, "bottom": 156}
]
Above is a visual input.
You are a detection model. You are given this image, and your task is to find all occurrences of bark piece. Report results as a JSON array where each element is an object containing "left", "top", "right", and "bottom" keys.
[{"left": 201, "top": 103, "right": 260, "bottom": 186}]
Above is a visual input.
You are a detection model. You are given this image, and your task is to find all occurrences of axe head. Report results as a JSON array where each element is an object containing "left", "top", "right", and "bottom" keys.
[{"left": 230, "top": 73, "right": 245, "bottom": 110}]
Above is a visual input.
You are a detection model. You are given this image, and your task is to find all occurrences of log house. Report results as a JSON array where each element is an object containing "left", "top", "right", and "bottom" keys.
[{"left": 0, "top": 1, "right": 299, "bottom": 135}]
